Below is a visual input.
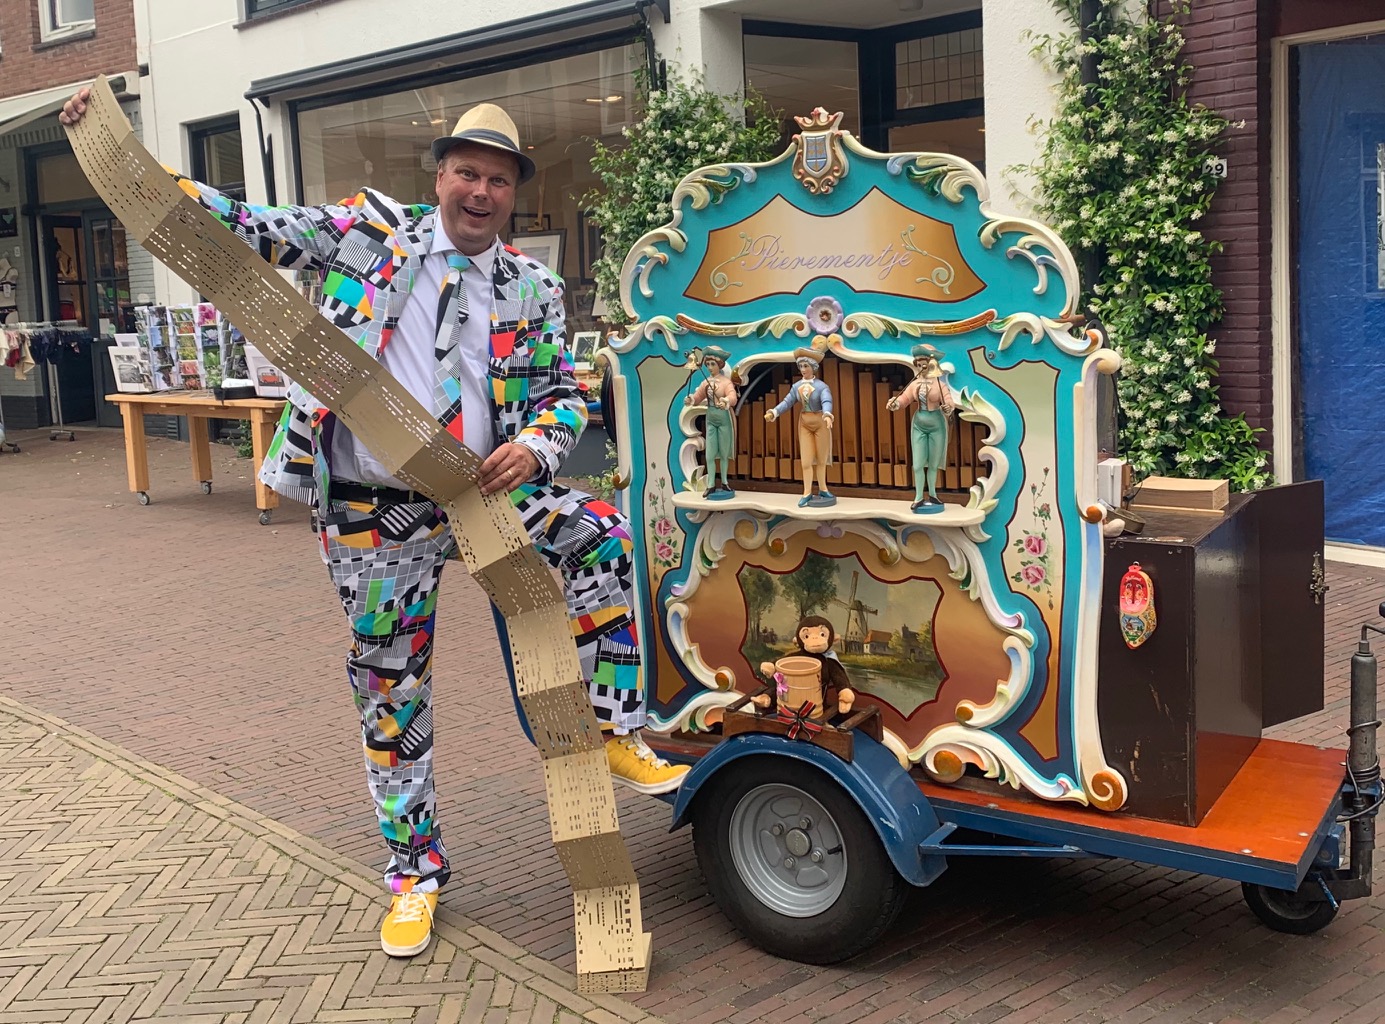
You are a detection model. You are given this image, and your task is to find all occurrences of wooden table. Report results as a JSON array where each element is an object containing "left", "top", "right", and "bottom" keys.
[{"left": 104, "top": 391, "right": 286, "bottom": 524}]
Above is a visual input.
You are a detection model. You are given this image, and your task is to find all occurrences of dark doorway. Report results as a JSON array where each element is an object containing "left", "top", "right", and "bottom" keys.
[
  {"left": 41, "top": 214, "right": 96, "bottom": 427},
  {"left": 38, "top": 210, "right": 135, "bottom": 430}
]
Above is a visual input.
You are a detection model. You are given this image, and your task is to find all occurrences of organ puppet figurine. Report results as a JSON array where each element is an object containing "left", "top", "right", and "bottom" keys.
[
  {"left": 753, "top": 616, "right": 857, "bottom": 721},
  {"left": 887, "top": 343, "right": 956, "bottom": 513},
  {"left": 765, "top": 348, "right": 835, "bottom": 508},
  {"left": 685, "top": 345, "right": 738, "bottom": 499}
]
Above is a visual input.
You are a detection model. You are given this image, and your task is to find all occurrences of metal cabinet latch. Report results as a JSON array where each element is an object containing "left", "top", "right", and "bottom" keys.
[{"left": 1310, "top": 552, "right": 1330, "bottom": 605}]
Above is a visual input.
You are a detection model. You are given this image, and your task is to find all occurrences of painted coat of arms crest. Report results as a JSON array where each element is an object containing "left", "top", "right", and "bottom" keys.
[{"left": 791, "top": 107, "right": 849, "bottom": 194}]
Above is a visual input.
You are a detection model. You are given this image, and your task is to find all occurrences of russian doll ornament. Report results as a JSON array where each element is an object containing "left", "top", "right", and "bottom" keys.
[{"left": 1119, "top": 563, "right": 1157, "bottom": 649}]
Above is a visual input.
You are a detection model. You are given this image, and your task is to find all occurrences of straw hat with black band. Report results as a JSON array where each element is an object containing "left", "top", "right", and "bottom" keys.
[{"left": 432, "top": 103, "right": 537, "bottom": 184}]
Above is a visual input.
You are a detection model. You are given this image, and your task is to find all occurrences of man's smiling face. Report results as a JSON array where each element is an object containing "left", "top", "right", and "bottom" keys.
[{"left": 434, "top": 143, "right": 519, "bottom": 256}]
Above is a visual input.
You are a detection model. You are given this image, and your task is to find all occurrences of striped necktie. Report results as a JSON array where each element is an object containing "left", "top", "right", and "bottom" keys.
[{"left": 432, "top": 251, "right": 470, "bottom": 442}]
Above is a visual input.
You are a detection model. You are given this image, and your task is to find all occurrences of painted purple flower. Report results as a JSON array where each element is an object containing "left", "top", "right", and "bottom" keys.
[
  {"left": 1021, "top": 564, "right": 1047, "bottom": 587},
  {"left": 806, "top": 295, "right": 844, "bottom": 336},
  {"left": 1023, "top": 534, "right": 1047, "bottom": 556}
]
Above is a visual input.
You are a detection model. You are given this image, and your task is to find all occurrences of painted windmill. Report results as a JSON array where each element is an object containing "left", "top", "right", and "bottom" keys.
[{"left": 831, "top": 571, "right": 878, "bottom": 655}]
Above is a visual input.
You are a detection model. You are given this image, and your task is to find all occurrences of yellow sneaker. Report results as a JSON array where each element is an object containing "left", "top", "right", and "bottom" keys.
[
  {"left": 606, "top": 731, "right": 690, "bottom": 795},
  {"left": 380, "top": 887, "right": 437, "bottom": 958}
]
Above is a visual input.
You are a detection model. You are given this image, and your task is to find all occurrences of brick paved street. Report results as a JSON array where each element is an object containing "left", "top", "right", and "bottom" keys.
[
  {"left": 0, "top": 697, "right": 659, "bottom": 1024},
  {"left": 3, "top": 425, "right": 1385, "bottom": 1023}
]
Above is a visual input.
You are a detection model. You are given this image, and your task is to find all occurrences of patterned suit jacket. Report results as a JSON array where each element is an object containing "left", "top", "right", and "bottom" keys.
[{"left": 173, "top": 176, "right": 586, "bottom": 505}]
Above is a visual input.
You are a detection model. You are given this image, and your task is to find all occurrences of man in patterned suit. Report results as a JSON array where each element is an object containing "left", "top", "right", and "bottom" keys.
[{"left": 62, "top": 92, "right": 688, "bottom": 958}]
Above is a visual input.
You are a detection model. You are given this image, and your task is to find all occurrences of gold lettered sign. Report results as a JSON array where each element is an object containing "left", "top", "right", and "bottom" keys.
[{"left": 686, "top": 188, "right": 985, "bottom": 306}]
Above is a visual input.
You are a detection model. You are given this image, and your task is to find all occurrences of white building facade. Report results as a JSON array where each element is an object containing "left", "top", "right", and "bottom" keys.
[{"left": 137, "top": 0, "right": 1065, "bottom": 332}]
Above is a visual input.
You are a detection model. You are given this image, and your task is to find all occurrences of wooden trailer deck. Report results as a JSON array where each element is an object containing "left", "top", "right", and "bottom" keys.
[{"left": 920, "top": 739, "right": 1346, "bottom": 889}]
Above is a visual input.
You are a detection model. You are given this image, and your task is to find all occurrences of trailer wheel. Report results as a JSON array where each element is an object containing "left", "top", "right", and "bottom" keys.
[
  {"left": 691, "top": 756, "right": 907, "bottom": 964},
  {"left": 1241, "top": 879, "right": 1339, "bottom": 934}
]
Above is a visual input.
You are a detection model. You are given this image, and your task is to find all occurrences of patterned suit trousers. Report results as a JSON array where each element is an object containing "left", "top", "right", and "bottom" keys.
[{"left": 320, "top": 481, "right": 642, "bottom": 894}]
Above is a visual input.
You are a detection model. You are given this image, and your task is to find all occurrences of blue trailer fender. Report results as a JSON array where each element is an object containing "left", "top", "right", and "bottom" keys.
[{"left": 670, "top": 732, "right": 948, "bottom": 888}]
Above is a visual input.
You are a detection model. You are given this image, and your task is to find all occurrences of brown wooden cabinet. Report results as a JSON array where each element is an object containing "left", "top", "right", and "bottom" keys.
[{"left": 1097, "top": 483, "right": 1325, "bottom": 825}]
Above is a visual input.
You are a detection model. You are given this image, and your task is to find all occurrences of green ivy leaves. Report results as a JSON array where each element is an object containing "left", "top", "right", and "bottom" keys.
[
  {"left": 579, "top": 69, "right": 784, "bottom": 328},
  {"left": 1029, "top": 1, "right": 1270, "bottom": 490}
]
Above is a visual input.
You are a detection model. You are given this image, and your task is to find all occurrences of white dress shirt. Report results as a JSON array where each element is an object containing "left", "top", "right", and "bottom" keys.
[{"left": 331, "top": 225, "right": 498, "bottom": 487}]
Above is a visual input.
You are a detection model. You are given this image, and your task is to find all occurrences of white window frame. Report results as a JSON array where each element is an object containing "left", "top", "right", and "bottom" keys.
[{"left": 38, "top": 0, "right": 96, "bottom": 43}]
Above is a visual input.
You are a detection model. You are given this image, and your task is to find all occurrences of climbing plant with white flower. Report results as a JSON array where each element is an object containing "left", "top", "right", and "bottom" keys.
[
  {"left": 1028, "top": 0, "right": 1270, "bottom": 490},
  {"left": 580, "top": 70, "right": 783, "bottom": 328}
]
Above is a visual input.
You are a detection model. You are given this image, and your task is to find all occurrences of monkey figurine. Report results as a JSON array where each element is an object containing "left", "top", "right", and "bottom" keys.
[{"left": 755, "top": 615, "right": 856, "bottom": 718}]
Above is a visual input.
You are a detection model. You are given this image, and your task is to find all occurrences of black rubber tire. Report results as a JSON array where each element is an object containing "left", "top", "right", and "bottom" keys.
[
  {"left": 1241, "top": 880, "right": 1340, "bottom": 934},
  {"left": 690, "top": 756, "right": 908, "bottom": 964},
  {"left": 137, "top": 491, "right": 151, "bottom": 506}
]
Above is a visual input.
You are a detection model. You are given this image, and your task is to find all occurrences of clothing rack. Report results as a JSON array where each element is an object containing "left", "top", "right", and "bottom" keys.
[
  {"left": 9, "top": 319, "right": 83, "bottom": 442},
  {"left": 0, "top": 324, "right": 23, "bottom": 452}
]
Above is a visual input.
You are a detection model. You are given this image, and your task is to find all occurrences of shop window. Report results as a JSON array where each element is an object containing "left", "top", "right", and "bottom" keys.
[
  {"left": 895, "top": 27, "right": 983, "bottom": 111},
  {"left": 244, "top": 0, "right": 314, "bottom": 18},
  {"left": 36, "top": 151, "right": 99, "bottom": 204},
  {"left": 888, "top": 117, "right": 985, "bottom": 169},
  {"left": 294, "top": 43, "right": 641, "bottom": 333},
  {"left": 744, "top": 35, "right": 860, "bottom": 140},
  {"left": 39, "top": 0, "right": 95, "bottom": 41},
  {"left": 190, "top": 119, "right": 247, "bottom": 203}
]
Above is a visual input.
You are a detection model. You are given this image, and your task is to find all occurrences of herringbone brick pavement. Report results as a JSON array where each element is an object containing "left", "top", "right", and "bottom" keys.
[
  {"left": 5, "top": 425, "right": 1385, "bottom": 1023},
  {"left": 0, "top": 698, "right": 662, "bottom": 1024}
]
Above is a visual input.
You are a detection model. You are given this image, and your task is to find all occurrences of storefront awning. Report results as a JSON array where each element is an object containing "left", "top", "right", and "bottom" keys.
[
  {"left": 245, "top": 0, "right": 668, "bottom": 103},
  {"left": 0, "top": 73, "right": 138, "bottom": 137}
]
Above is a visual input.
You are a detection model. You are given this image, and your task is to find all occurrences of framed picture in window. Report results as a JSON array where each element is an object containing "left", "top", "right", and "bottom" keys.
[
  {"left": 577, "top": 211, "right": 604, "bottom": 284},
  {"left": 511, "top": 229, "right": 566, "bottom": 277},
  {"left": 510, "top": 213, "right": 550, "bottom": 236},
  {"left": 570, "top": 330, "right": 602, "bottom": 371}
]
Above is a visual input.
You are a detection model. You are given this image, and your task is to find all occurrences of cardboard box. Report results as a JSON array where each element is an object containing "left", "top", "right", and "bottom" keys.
[
  {"left": 1130, "top": 475, "right": 1229, "bottom": 513},
  {"left": 244, "top": 342, "right": 290, "bottom": 398}
]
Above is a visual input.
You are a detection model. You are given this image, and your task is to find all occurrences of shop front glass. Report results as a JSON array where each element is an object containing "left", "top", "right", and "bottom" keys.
[
  {"left": 890, "top": 25, "right": 985, "bottom": 166},
  {"left": 743, "top": 34, "right": 860, "bottom": 140},
  {"left": 296, "top": 44, "right": 642, "bottom": 332},
  {"left": 743, "top": 15, "right": 984, "bottom": 165}
]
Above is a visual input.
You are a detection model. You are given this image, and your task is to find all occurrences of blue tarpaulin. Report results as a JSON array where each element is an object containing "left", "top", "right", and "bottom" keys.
[{"left": 1297, "top": 37, "right": 1385, "bottom": 547}]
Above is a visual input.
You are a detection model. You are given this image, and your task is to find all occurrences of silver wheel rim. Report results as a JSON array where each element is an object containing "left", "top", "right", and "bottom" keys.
[{"left": 728, "top": 782, "right": 848, "bottom": 917}]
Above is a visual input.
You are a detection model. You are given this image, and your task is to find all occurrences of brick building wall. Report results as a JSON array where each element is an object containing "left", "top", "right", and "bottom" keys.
[
  {"left": 1157, "top": 0, "right": 1273, "bottom": 442},
  {"left": 0, "top": 0, "right": 138, "bottom": 99},
  {"left": 1274, "top": 0, "right": 1385, "bottom": 38}
]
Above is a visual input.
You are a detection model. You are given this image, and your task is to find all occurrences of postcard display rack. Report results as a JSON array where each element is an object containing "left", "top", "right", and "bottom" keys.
[
  {"left": 607, "top": 109, "right": 1131, "bottom": 812},
  {"left": 118, "top": 302, "right": 255, "bottom": 395}
]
